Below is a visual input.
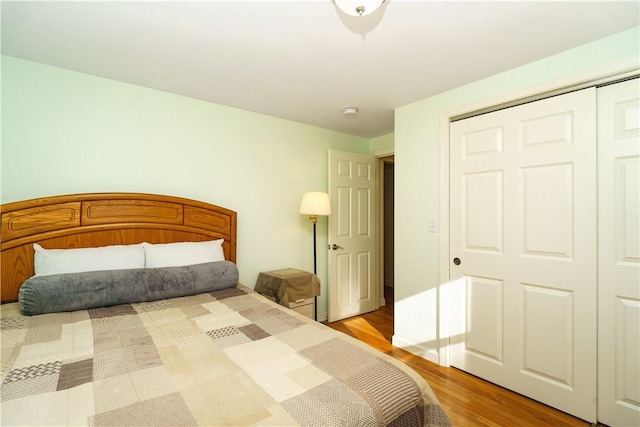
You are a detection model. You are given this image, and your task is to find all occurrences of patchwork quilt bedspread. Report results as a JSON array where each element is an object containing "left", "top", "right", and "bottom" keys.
[{"left": 1, "top": 285, "right": 451, "bottom": 426}]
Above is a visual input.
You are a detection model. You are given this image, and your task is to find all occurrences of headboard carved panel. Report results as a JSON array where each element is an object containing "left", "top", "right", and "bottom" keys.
[
  {"left": 2, "top": 202, "right": 82, "bottom": 242},
  {"left": 81, "top": 200, "right": 184, "bottom": 225},
  {"left": 1, "top": 193, "right": 237, "bottom": 303}
]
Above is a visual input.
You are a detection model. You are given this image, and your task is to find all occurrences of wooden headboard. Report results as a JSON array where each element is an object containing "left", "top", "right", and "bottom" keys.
[{"left": 1, "top": 193, "right": 237, "bottom": 303}]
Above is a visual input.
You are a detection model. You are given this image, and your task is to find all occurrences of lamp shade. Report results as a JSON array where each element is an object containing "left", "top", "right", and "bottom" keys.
[
  {"left": 299, "top": 192, "right": 331, "bottom": 216},
  {"left": 332, "top": 0, "right": 385, "bottom": 17}
]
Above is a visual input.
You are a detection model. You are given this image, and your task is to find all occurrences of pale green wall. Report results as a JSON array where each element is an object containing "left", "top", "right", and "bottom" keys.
[
  {"left": 369, "top": 132, "right": 394, "bottom": 154},
  {"left": 393, "top": 27, "right": 639, "bottom": 361},
  {"left": 0, "top": 56, "right": 369, "bottom": 318}
]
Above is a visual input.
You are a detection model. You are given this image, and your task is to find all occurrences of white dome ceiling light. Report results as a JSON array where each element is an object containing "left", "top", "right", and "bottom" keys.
[{"left": 332, "top": 0, "right": 386, "bottom": 17}]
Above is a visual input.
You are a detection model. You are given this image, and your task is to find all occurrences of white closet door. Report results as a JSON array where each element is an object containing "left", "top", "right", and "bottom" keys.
[
  {"left": 450, "top": 88, "right": 597, "bottom": 422},
  {"left": 597, "top": 78, "right": 640, "bottom": 427}
]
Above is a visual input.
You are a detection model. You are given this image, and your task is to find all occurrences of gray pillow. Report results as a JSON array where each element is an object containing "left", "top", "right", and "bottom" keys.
[{"left": 19, "top": 261, "right": 239, "bottom": 316}]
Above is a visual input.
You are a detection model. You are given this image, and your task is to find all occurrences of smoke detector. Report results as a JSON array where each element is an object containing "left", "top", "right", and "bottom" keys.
[{"left": 343, "top": 107, "right": 358, "bottom": 118}]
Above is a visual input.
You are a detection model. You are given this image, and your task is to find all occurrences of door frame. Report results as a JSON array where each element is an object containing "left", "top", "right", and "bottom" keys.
[
  {"left": 374, "top": 148, "right": 395, "bottom": 308},
  {"left": 437, "top": 58, "right": 639, "bottom": 367}
]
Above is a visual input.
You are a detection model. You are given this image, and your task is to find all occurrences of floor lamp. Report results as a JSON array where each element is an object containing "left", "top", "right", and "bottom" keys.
[{"left": 299, "top": 191, "right": 331, "bottom": 320}]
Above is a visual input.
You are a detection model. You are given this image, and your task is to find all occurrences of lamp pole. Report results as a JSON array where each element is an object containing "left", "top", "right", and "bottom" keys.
[
  {"left": 313, "top": 221, "right": 317, "bottom": 276},
  {"left": 312, "top": 217, "right": 318, "bottom": 321}
]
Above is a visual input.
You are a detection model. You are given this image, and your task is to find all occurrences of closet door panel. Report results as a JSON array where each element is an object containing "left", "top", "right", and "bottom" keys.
[
  {"left": 450, "top": 88, "right": 597, "bottom": 422},
  {"left": 598, "top": 78, "right": 640, "bottom": 427}
]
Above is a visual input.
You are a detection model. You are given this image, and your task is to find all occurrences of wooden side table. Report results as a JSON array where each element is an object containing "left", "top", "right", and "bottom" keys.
[{"left": 255, "top": 268, "right": 320, "bottom": 320}]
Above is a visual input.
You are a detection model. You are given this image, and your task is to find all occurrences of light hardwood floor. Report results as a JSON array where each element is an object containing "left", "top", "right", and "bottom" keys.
[{"left": 324, "top": 287, "right": 594, "bottom": 427}]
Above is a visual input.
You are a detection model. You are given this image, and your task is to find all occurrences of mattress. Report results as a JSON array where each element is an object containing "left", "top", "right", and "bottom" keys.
[{"left": 1, "top": 284, "right": 451, "bottom": 426}]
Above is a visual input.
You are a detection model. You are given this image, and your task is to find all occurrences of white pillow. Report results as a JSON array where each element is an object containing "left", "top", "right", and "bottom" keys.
[
  {"left": 34, "top": 243, "right": 146, "bottom": 276},
  {"left": 143, "top": 240, "right": 225, "bottom": 268}
]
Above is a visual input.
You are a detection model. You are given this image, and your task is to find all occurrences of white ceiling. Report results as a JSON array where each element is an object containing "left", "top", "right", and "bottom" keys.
[{"left": 2, "top": 1, "right": 638, "bottom": 138}]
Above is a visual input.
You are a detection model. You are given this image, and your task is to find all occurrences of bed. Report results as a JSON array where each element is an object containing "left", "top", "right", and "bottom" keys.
[{"left": 1, "top": 193, "right": 451, "bottom": 426}]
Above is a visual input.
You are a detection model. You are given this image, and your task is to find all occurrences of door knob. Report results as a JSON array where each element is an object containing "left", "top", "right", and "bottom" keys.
[
  {"left": 331, "top": 244, "right": 343, "bottom": 250},
  {"left": 453, "top": 257, "right": 461, "bottom": 265}
]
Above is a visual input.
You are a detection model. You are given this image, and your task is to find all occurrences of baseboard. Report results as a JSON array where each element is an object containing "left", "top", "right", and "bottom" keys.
[
  {"left": 392, "top": 335, "right": 439, "bottom": 364},
  {"left": 316, "top": 311, "right": 328, "bottom": 322}
]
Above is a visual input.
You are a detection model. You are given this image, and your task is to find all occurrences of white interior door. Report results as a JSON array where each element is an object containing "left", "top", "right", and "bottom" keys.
[
  {"left": 597, "top": 78, "right": 640, "bottom": 427},
  {"left": 328, "top": 149, "right": 377, "bottom": 322},
  {"left": 449, "top": 88, "right": 597, "bottom": 422}
]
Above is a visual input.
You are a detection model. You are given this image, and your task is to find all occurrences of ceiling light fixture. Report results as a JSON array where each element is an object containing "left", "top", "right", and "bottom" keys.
[{"left": 332, "top": 0, "right": 385, "bottom": 17}]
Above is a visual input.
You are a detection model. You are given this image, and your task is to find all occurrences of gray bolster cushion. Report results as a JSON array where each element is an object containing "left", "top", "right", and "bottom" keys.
[{"left": 19, "top": 261, "right": 239, "bottom": 316}]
